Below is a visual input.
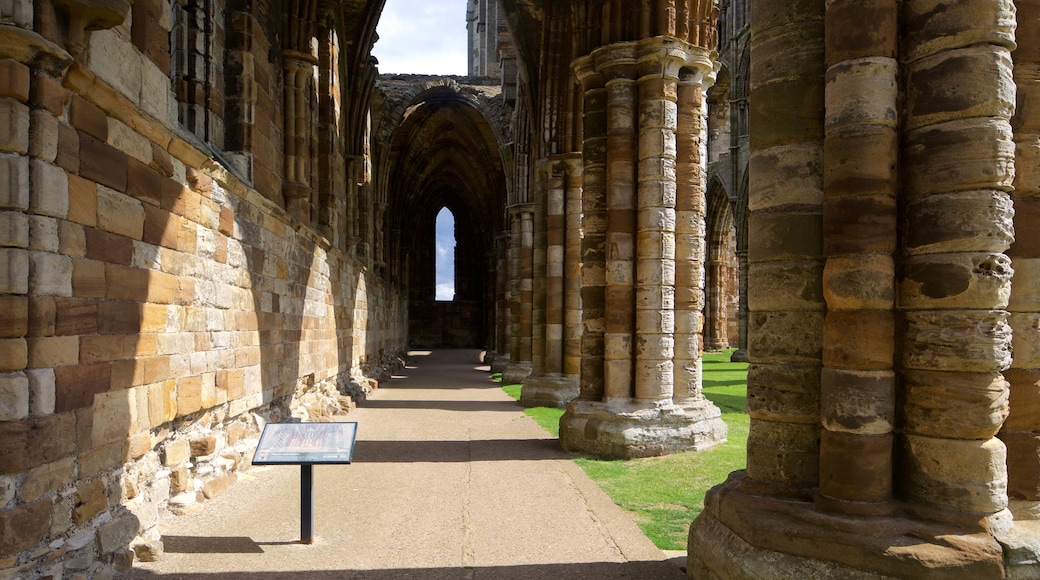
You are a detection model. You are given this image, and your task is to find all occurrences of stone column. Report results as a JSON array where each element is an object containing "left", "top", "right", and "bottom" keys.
[
  {"left": 674, "top": 73, "right": 706, "bottom": 401},
  {"left": 575, "top": 55, "right": 607, "bottom": 402},
  {"left": 898, "top": 0, "right": 1015, "bottom": 520},
  {"left": 1004, "top": 0, "right": 1040, "bottom": 520},
  {"left": 560, "top": 37, "right": 726, "bottom": 459},
  {"left": 702, "top": 257, "right": 727, "bottom": 351},
  {"left": 502, "top": 205, "right": 534, "bottom": 384},
  {"left": 817, "top": 0, "right": 898, "bottom": 514},
  {"left": 522, "top": 155, "right": 581, "bottom": 407},
  {"left": 563, "top": 154, "right": 583, "bottom": 385},
  {"left": 729, "top": 248, "right": 749, "bottom": 362},
  {"left": 282, "top": 51, "right": 315, "bottom": 222},
  {"left": 489, "top": 231, "right": 511, "bottom": 373},
  {"left": 743, "top": 0, "right": 825, "bottom": 494}
]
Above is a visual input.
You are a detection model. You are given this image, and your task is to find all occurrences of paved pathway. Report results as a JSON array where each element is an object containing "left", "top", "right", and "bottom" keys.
[{"left": 130, "top": 349, "right": 687, "bottom": 579}]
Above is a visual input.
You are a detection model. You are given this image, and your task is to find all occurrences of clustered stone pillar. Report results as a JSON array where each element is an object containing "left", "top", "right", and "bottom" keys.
[
  {"left": 1004, "top": 0, "right": 1040, "bottom": 519},
  {"left": 521, "top": 155, "right": 581, "bottom": 407},
  {"left": 560, "top": 37, "right": 726, "bottom": 459},
  {"left": 689, "top": 0, "right": 1028, "bottom": 577},
  {"left": 502, "top": 206, "right": 534, "bottom": 384}
]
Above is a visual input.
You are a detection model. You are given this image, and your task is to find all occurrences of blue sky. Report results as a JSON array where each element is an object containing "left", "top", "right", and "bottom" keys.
[
  {"left": 435, "top": 209, "right": 455, "bottom": 300},
  {"left": 372, "top": 0, "right": 468, "bottom": 75}
]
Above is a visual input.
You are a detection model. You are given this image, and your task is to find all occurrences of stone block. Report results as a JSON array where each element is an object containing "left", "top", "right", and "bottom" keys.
[
  {"left": 201, "top": 473, "right": 236, "bottom": 500},
  {"left": 54, "top": 363, "right": 111, "bottom": 412},
  {"left": 29, "top": 251, "right": 72, "bottom": 296},
  {"left": 745, "top": 419, "right": 820, "bottom": 488},
  {"left": 60, "top": 220, "right": 86, "bottom": 259},
  {"left": 748, "top": 213, "right": 823, "bottom": 262},
  {"left": 127, "top": 157, "right": 165, "bottom": 207},
  {"left": 97, "top": 186, "right": 144, "bottom": 240},
  {"left": 0, "top": 371, "right": 28, "bottom": 420},
  {"left": 72, "top": 258, "right": 107, "bottom": 298},
  {"left": 91, "top": 388, "right": 136, "bottom": 447},
  {"left": 0, "top": 59, "right": 29, "bottom": 102},
  {"left": 30, "top": 73, "right": 69, "bottom": 116},
  {"left": 162, "top": 439, "right": 190, "bottom": 466},
  {"left": 147, "top": 379, "right": 175, "bottom": 426},
  {"left": 0, "top": 153, "right": 29, "bottom": 210},
  {"left": 29, "top": 159, "right": 68, "bottom": 219},
  {"left": 78, "top": 439, "right": 128, "bottom": 479},
  {"left": 169, "top": 465, "right": 190, "bottom": 493},
  {"left": 1003, "top": 369, "right": 1040, "bottom": 431},
  {"left": 55, "top": 122, "right": 79, "bottom": 174},
  {"left": 822, "top": 310, "right": 895, "bottom": 370},
  {"left": 28, "top": 335, "right": 78, "bottom": 368},
  {"left": 86, "top": 227, "right": 133, "bottom": 265},
  {"left": 53, "top": 297, "right": 98, "bottom": 335},
  {"left": 0, "top": 412, "right": 76, "bottom": 473},
  {"left": 904, "top": 118, "right": 1015, "bottom": 197},
  {"left": 67, "top": 174, "right": 97, "bottom": 227},
  {"left": 0, "top": 99, "right": 29, "bottom": 154},
  {"left": 28, "top": 109, "right": 58, "bottom": 162},
  {"left": 70, "top": 95, "right": 108, "bottom": 141},
  {"left": 0, "top": 296, "right": 27, "bottom": 337},
  {"left": 79, "top": 133, "right": 128, "bottom": 193},
  {"left": 819, "top": 429, "right": 893, "bottom": 503},
  {"left": 97, "top": 512, "right": 140, "bottom": 555},
  {"left": 1009, "top": 312, "right": 1040, "bottom": 368},
  {"left": 0, "top": 500, "right": 50, "bottom": 557},
  {"left": 88, "top": 29, "right": 143, "bottom": 108},
  {"left": 189, "top": 435, "right": 216, "bottom": 458},
  {"left": 27, "top": 296, "right": 55, "bottom": 336},
  {"left": 1003, "top": 430, "right": 1040, "bottom": 500},
  {"left": 747, "top": 144, "right": 823, "bottom": 213},
  {"left": 0, "top": 210, "right": 28, "bottom": 248},
  {"left": 905, "top": 47, "right": 1014, "bottom": 131},
  {"left": 899, "top": 434, "right": 1008, "bottom": 514},
  {"left": 902, "top": 369, "right": 1009, "bottom": 439},
  {"left": 128, "top": 430, "right": 152, "bottom": 458},
  {"left": 25, "top": 367, "right": 55, "bottom": 416},
  {"left": 898, "top": 253, "right": 1010, "bottom": 311},
  {"left": 748, "top": 310, "right": 825, "bottom": 365},
  {"left": 140, "top": 59, "right": 172, "bottom": 121},
  {"left": 903, "top": 310, "right": 1012, "bottom": 372},
  {"left": 904, "top": 191, "right": 1015, "bottom": 255},
  {"left": 97, "top": 301, "right": 142, "bottom": 335},
  {"left": 27, "top": 214, "right": 58, "bottom": 252},
  {"left": 107, "top": 118, "right": 151, "bottom": 165},
  {"left": 748, "top": 260, "right": 825, "bottom": 311},
  {"left": 0, "top": 243, "right": 29, "bottom": 295},
  {"left": 0, "top": 336, "right": 26, "bottom": 371},
  {"left": 21, "top": 456, "right": 74, "bottom": 502},
  {"left": 104, "top": 264, "right": 149, "bottom": 302}
]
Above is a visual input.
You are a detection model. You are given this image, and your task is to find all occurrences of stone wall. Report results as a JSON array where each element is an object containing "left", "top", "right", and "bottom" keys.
[{"left": 0, "top": 2, "right": 406, "bottom": 577}]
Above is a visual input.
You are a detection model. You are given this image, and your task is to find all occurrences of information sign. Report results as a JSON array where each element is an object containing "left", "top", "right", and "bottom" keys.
[
  {"left": 251, "top": 421, "right": 358, "bottom": 543},
  {"left": 253, "top": 422, "right": 357, "bottom": 465}
]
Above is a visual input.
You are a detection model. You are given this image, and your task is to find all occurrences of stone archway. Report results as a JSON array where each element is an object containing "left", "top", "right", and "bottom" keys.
[
  {"left": 377, "top": 80, "right": 510, "bottom": 349},
  {"left": 703, "top": 179, "right": 737, "bottom": 351}
]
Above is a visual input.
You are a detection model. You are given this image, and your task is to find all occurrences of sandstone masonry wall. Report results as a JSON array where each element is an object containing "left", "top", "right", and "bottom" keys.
[{"left": 0, "top": 2, "right": 406, "bottom": 577}]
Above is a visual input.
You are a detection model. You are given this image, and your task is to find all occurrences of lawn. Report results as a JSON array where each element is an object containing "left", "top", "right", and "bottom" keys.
[{"left": 500, "top": 349, "right": 748, "bottom": 551}]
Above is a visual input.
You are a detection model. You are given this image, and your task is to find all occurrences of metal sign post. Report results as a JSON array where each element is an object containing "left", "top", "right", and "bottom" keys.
[{"left": 252, "top": 422, "right": 358, "bottom": 544}]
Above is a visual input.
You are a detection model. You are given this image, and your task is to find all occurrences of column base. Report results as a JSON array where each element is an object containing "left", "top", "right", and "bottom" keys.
[
  {"left": 520, "top": 374, "right": 579, "bottom": 408},
  {"left": 729, "top": 349, "right": 749, "bottom": 363},
  {"left": 688, "top": 471, "right": 1012, "bottom": 579},
  {"left": 489, "top": 353, "right": 511, "bottom": 375},
  {"left": 560, "top": 398, "right": 727, "bottom": 459},
  {"left": 501, "top": 361, "right": 532, "bottom": 386}
]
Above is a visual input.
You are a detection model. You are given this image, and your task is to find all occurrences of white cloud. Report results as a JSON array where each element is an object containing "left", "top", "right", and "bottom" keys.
[
  {"left": 436, "top": 283, "right": 455, "bottom": 301},
  {"left": 373, "top": 0, "right": 468, "bottom": 75}
]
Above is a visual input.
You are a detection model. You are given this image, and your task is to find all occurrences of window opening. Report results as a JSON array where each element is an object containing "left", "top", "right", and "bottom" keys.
[{"left": 436, "top": 207, "right": 456, "bottom": 301}]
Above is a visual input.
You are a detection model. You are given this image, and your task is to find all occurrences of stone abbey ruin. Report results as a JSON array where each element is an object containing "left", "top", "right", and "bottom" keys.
[{"left": 1, "top": 0, "right": 1039, "bottom": 577}]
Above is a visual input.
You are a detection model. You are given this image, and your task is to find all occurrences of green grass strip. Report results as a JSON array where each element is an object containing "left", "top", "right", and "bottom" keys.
[{"left": 499, "top": 349, "right": 748, "bottom": 551}]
